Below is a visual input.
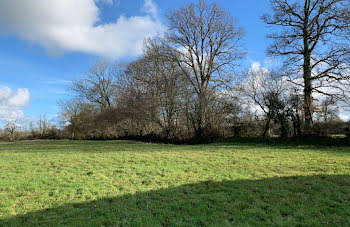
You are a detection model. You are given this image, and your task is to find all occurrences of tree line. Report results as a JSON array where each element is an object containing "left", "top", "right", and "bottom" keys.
[{"left": 2, "top": 0, "right": 350, "bottom": 142}]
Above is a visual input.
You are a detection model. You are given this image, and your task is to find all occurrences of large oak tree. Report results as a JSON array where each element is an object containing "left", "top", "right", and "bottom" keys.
[
  {"left": 163, "top": 0, "right": 245, "bottom": 138},
  {"left": 262, "top": 0, "right": 350, "bottom": 128}
]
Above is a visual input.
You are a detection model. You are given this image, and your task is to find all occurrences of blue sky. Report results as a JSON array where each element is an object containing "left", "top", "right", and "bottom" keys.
[{"left": 0, "top": 0, "right": 272, "bottom": 125}]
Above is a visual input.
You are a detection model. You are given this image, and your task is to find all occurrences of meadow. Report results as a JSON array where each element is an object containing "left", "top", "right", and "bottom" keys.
[{"left": 0, "top": 139, "right": 349, "bottom": 226}]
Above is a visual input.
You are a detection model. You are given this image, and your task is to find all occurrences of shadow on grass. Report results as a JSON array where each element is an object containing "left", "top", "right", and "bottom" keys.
[
  {"left": 1, "top": 175, "right": 350, "bottom": 226},
  {"left": 218, "top": 136, "right": 350, "bottom": 148}
]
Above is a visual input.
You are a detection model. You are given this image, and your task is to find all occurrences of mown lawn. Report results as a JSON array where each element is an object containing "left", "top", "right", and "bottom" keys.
[{"left": 0, "top": 140, "right": 349, "bottom": 226}]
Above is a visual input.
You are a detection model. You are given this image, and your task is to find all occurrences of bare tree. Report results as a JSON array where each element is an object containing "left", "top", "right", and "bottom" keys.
[
  {"left": 116, "top": 44, "right": 190, "bottom": 140},
  {"left": 288, "top": 88, "right": 304, "bottom": 137},
  {"left": 29, "top": 121, "right": 36, "bottom": 138},
  {"left": 163, "top": 0, "right": 246, "bottom": 139},
  {"left": 71, "top": 61, "right": 118, "bottom": 110},
  {"left": 38, "top": 114, "right": 49, "bottom": 138},
  {"left": 243, "top": 66, "right": 291, "bottom": 137},
  {"left": 316, "top": 96, "right": 340, "bottom": 122},
  {"left": 262, "top": 0, "right": 350, "bottom": 129},
  {"left": 127, "top": 45, "right": 190, "bottom": 139},
  {"left": 58, "top": 99, "right": 96, "bottom": 140},
  {"left": 5, "top": 118, "right": 18, "bottom": 141}
]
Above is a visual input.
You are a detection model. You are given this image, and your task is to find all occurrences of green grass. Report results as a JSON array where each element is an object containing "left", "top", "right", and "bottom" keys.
[{"left": 0, "top": 140, "right": 349, "bottom": 226}]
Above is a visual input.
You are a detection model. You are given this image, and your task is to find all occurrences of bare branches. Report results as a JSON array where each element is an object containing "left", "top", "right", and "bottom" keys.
[
  {"left": 5, "top": 117, "right": 18, "bottom": 141},
  {"left": 71, "top": 61, "right": 119, "bottom": 110},
  {"left": 166, "top": 0, "right": 245, "bottom": 94},
  {"left": 161, "top": 0, "right": 246, "bottom": 138},
  {"left": 243, "top": 66, "right": 293, "bottom": 137},
  {"left": 263, "top": 0, "right": 350, "bottom": 126}
]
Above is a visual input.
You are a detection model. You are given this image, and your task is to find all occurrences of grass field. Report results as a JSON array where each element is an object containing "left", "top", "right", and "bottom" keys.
[{"left": 0, "top": 140, "right": 349, "bottom": 226}]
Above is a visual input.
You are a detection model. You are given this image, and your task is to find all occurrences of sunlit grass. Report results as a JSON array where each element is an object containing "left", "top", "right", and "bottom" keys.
[{"left": 0, "top": 140, "right": 349, "bottom": 226}]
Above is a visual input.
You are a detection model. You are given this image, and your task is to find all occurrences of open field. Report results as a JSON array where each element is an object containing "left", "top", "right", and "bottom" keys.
[{"left": 0, "top": 140, "right": 350, "bottom": 226}]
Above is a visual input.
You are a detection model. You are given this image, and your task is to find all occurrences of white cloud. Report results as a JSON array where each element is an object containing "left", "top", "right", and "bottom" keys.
[
  {"left": 0, "top": 86, "right": 30, "bottom": 122},
  {"left": 338, "top": 111, "right": 350, "bottom": 122},
  {"left": 0, "top": 0, "right": 164, "bottom": 59},
  {"left": 249, "top": 61, "right": 269, "bottom": 75},
  {"left": 143, "top": 0, "right": 158, "bottom": 17},
  {"left": 247, "top": 61, "right": 350, "bottom": 121}
]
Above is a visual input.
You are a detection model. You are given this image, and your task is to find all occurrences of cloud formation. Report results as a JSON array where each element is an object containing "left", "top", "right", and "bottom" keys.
[
  {"left": 0, "top": 86, "right": 30, "bottom": 122},
  {"left": 0, "top": 0, "right": 163, "bottom": 59},
  {"left": 248, "top": 61, "right": 350, "bottom": 121}
]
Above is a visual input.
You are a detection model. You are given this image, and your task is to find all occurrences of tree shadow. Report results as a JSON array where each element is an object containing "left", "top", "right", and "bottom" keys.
[
  {"left": 1, "top": 175, "right": 350, "bottom": 226},
  {"left": 218, "top": 136, "right": 350, "bottom": 149}
]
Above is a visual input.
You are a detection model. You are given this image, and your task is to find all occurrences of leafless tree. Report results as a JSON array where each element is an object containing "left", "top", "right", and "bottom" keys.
[
  {"left": 162, "top": 0, "right": 246, "bottom": 139},
  {"left": 5, "top": 118, "right": 18, "bottom": 141},
  {"left": 313, "top": 96, "right": 342, "bottom": 135},
  {"left": 38, "top": 114, "right": 49, "bottom": 138},
  {"left": 144, "top": 45, "right": 190, "bottom": 139},
  {"left": 59, "top": 99, "right": 80, "bottom": 139},
  {"left": 71, "top": 61, "right": 119, "bottom": 110},
  {"left": 59, "top": 99, "right": 97, "bottom": 139},
  {"left": 118, "top": 43, "right": 191, "bottom": 140},
  {"left": 262, "top": 0, "right": 350, "bottom": 129},
  {"left": 29, "top": 121, "right": 36, "bottom": 138},
  {"left": 316, "top": 96, "right": 340, "bottom": 122},
  {"left": 288, "top": 88, "right": 304, "bottom": 137},
  {"left": 243, "top": 67, "right": 291, "bottom": 137}
]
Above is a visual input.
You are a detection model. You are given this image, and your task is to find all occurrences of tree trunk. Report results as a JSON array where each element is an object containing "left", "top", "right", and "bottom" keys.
[
  {"left": 278, "top": 114, "right": 288, "bottom": 138},
  {"left": 297, "top": 113, "right": 302, "bottom": 137},
  {"left": 195, "top": 91, "right": 206, "bottom": 140},
  {"left": 263, "top": 118, "right": 271, "bottom": 138},
  {"left": 303, "top": 5, "right": 313, "bottom": 132},
  {"left": 303, "top": 54, "right": 313, "bottom": 131},
  {"left": 10, "top": 132, "right": 14, "bottom": 142}
]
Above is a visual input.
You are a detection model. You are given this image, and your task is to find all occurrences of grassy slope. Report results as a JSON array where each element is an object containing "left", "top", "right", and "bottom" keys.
[{"left": 0, "top": 140, "right": 349, "bottom": 226}]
